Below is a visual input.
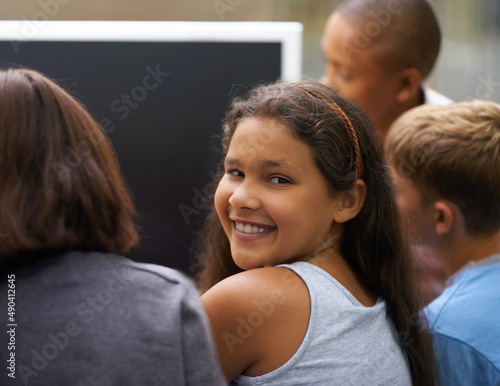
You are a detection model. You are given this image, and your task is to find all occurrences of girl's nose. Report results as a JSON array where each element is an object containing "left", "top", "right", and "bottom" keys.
[{"left": 228, "top": 182, "right": 260, "bottom": 210}]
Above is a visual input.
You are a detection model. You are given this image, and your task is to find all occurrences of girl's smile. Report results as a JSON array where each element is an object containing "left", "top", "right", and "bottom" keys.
[
  {"left": 214, "top": 116, "right": 345, "bottom": 270},
  {"left": 233, "top": 219, "right": 276, "bottom": 235}
]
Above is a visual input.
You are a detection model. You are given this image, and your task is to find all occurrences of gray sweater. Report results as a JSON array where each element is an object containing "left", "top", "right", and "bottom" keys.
[{"left": 1, "top": 251, "right": 225, "bottom": 386}]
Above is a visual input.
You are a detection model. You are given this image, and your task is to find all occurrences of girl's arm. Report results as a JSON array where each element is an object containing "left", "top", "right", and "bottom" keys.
[{"left": 201, "top": 267, "right": 310, "bottom": 382}]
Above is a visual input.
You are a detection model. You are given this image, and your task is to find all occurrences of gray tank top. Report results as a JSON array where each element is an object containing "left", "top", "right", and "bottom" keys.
[{"left": 230, "top": 262, "right": 411, "bottom": 385}]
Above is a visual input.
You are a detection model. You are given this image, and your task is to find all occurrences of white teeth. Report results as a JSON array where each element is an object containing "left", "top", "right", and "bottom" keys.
[{"left": 235, "top": 222, "right": 271, "bottom": 234}]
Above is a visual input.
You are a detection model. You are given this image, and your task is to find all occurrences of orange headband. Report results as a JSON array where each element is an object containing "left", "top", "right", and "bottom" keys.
[{"left": 298, "top": 86, "right": 364, "bottom": 180}]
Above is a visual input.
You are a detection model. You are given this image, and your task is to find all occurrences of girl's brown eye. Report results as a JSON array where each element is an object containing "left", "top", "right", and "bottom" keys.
[
  {"left": 229, "top": 169, "right": 244, "bottom": 178},
  {"left": 269, "top": 176, "right": 290, "bottom": 184}
]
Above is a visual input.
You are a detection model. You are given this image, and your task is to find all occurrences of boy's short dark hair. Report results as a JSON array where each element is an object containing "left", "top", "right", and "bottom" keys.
[{"left": 337, "top": 0, "right": 441, "bottom": 79}]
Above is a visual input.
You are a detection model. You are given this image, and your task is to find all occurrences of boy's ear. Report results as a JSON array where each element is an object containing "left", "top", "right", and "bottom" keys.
[
  {"left": 434, "top": 201, "right": 455, "bottom": 236},
  {"left": 333, "top": 179, "right": 366, "bottom": 223},
  {"left": 396, "top": 68, "right": 421, "bottom": 104}
]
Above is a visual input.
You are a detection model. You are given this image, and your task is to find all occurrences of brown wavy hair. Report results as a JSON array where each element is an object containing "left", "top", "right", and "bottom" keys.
[
  {"left": 195, "top": 81, "right": 435, "bottom": 385},
  {"left": 0, "top": 68, "right": 139, "bottom": 260}
]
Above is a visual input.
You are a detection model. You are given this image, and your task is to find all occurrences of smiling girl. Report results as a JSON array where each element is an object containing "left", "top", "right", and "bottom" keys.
[{"left": 197, "top": 81, "right": 435, "bottom": 385}]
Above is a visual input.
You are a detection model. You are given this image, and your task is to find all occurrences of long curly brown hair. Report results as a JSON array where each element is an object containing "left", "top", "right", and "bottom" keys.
[{"left": 195, "top": 81, "right": 436, "bottom": 385}]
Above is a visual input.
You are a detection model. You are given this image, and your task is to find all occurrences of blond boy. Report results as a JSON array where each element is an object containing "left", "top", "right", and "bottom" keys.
[
  {"left": 320, "top": 0, "right": 452, "bottom": 140},
  {"left": 385, "top": 101, "right": 500, "bottom": 385}
]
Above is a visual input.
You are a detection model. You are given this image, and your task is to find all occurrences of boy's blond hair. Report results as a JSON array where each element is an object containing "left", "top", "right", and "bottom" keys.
[{"left": 385, "top": 100, "right": 500, "bottom": 235}]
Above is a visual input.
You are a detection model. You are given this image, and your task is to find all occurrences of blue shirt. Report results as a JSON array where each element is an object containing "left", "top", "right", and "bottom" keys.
[{"left": 425, "top": 255, "right": 500, "bottom": 385}]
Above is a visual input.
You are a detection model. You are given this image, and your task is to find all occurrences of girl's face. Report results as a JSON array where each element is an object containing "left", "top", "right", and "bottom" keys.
[{"left": 215, "top": 117, "right": 345, "bottom": 270}]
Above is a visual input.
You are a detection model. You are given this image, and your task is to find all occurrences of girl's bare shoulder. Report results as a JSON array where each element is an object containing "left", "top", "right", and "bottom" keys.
[
  {"left": 201, "top": 267, "right": 310, "bottom": 380},
  {"left": 202, "top": 266, "right": 308, "bottom": 316}
]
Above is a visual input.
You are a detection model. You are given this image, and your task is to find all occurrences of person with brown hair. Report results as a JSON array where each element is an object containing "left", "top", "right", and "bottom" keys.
[
  {"left": 196, "top": 80, "right": 436, "bottom": 385},
  {"left": 320, "top": 0, "right": 452, "bottom": 141},
  {"left": 0, "top": 67, "right": 224, "bottom": 386},
  {"left": 385, "top": 101, "right": 500, "bottom": 385}
]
